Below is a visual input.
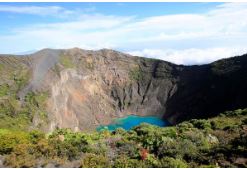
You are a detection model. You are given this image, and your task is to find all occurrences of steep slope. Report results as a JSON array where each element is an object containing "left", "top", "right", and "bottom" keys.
[
  {"left": 165, "top": 54, "right": 247, "bottom": 123},
  {"left": 0, "top": 48, "right": 247, "bottom": 131},
  {"left": 39, "top": 48, "right": 179, "bottom": 131}
]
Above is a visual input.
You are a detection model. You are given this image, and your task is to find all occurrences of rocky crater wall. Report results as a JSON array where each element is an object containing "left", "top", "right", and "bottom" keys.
[{"left": 12, "top": 48, "right": 247, "bottom": 131}]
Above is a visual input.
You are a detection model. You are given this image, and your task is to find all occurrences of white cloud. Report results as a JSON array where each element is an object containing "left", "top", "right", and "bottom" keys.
[
  {"left": 1, "top": 3, "right": 247, "bottom": 65},
  {"left": 128, "top": 47, "right": 247, "bottom": 65},
  {"left": 23, "top": 14, "right": 133, "bottom": 31},
  {"left": 0, "top": 5, "right": 75, "bottom": 17}
]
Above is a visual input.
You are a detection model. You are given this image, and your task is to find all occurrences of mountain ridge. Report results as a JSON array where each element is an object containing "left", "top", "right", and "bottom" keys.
[{"left": 0, "top": 48, "right": 247, "bottom": 132}]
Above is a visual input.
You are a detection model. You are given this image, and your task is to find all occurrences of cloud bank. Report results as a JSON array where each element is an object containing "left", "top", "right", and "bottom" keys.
[
  {"left": 129, "top": 47, "right": 247, "bottom": 65},
  {"left": 1, "top": 3, "right": 247, "bottom": 65}
]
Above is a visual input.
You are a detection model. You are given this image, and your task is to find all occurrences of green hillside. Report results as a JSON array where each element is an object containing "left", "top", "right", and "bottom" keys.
[{"left": 0, "top": 108, "right": 246, "bottom": 168}]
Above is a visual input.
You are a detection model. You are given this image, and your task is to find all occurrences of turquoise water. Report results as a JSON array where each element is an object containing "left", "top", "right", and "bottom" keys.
[{"left": 97, "top": 115, "right": 168, "bottom": 131}]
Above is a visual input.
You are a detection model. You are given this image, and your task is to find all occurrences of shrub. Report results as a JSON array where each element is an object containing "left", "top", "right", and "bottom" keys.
[
  {"left": 113, "top": 156, "right": 141, "bottom": 168},
  {"left": 28, "top": 130, "right": 45, "bottom": 144},
  {"left": 36, "top": 139, "right": 54, "bottom": 158},
  {"left": 80, "top": 153, "right": 111, "bottom": 168},
  {"left": 49, "top": 139, "right": 79, "bottom": 160},
  {"left": 0, "top": 107, "right": 246, "bottom": 167},
  {"left": 158, "top": 157, "right": 188, "bottom": 168},
  {"left": 0, "top": 130, "right": 29, "bottom": 154},
  {"left": 180, "top": 130, "right": 209, "bottom": 149},
  {"left": 143, "top": 153, "right": 160, "bottom": 167},
  {"left": 87, "top": 141, "right": 107, "bottom": 155},
  {"left": 210, "top": 121, "right": 217, "bottom": 130},
  {"left": 221, "top": 109, "right": 247, "bottom": 117},
  {"left": 4, "top": 143, "right": 37, "bottom": 168},
  {"left": 210, "top": 116, "right": 241, "bottom": 130},
  {"left": 177, "top": 122, "right": 194, "bottom": 132},
  {"left": 242, "top": 117, "right": 247, "bottom": 125},
  {"left": 177, "top": 139, "right": 199, "bottom": 160},
  {"left": 114, "top": 127, "right": 126, "bottom": 135},
  {"left": 116, "top": 141, "right": 140, "bottom": 159},
  {"left": 158, "top": 137, "right": 198, "bottom": 160},
  {"left": 157, "top": 137, "right": 178, "bottom": 158},
  {"left": 64, "top": 132, "right": 93, "bottom": 153},
  {"left": 99, "top": 129, "right": 112, "bottom": 139},
  {"left": 132, "top": 123, "right": 173, "bottom": 151},
  {"left": 161, "top": 127, "right": 178, "bottom": 138},
  {"left": 190, "top": 119, "right": 211, "bottom": 130}
]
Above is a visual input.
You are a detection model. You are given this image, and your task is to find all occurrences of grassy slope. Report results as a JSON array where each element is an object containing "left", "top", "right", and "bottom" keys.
[
  {"left": 0, "top": 56, "right": 31, "bottom": 130},
  {"left": 0, "top": 56, "right": 49, "bottom": 131},
  {"left": 0, "top": 108, "right": 246, "bottom": 168}
]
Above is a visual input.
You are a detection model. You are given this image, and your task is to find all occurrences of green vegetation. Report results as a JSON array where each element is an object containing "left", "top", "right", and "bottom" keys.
[
  {"left": 0, "top": 108, "right": 246, "bottom": 167},
  {"left": 0, "top": 62, "right": 49, "bottom": 131},
  {"left": 0, "top": 84, "right": 9, "bottom": 97},
  {"left": 25, "top": 91, "right": 49, "bottom": 125},
  {"left": 129, "top": 66, "right": 144, "bottom": 81},
  {"left": 0, "top": 89, "right": 49, "bottom": 131},
  {"left": 59, "top": 54, "right": 74, "bottom": 69},
  {"left": 158, "top": 157, "right": 188, "bottom": 168},
  {"left": 211, "top": 58, "right": 241, "bottom": 75},
  {"left": 0, "top": 63, "right": 34, "bottom": 131},
  {"left": 0, "top": 56, "right": 48, "bottom": 134}
]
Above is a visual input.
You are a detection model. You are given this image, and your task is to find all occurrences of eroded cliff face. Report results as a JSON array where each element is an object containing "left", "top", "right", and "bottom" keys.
[
  {"left": 36, "top": 49, "right": 179, "bottom": 131},
  {"left": 8, "top": 48, "right": 247, "bottom": 131}
]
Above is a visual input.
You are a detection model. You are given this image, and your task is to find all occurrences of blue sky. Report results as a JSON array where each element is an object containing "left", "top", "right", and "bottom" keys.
[{"left": 0, "top": 2, "right": 247, "bottom": 65}]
